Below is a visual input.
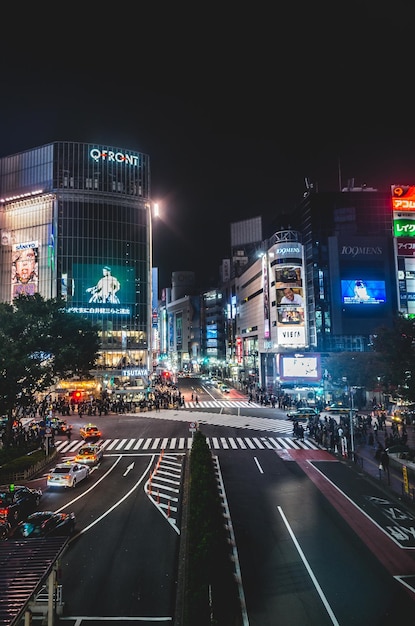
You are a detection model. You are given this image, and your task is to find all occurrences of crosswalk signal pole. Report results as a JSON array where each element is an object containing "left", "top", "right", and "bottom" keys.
[{"left": 349, "top": 388, "right": 355, "bottom": 461}]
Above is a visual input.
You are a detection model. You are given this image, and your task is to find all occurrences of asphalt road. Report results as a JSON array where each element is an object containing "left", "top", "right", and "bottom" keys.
[{"left": 23, "top": 378, "right": 415, "bottom": 625}]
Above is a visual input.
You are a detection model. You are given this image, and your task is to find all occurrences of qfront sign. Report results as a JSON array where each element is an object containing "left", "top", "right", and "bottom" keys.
[{"left": 90, "top": 148, "right": 140, "bottom": 166}]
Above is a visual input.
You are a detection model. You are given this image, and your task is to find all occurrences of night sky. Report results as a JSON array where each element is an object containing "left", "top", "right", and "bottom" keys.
[{"left": 1, "top": 3, "right": 415, "bottom": 290}]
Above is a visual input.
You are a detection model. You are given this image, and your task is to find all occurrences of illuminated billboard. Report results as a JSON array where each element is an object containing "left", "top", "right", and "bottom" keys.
[
  {"left": 391, "top": 185, "right": 415, "bottom": 211},
  {"left": 274, "top": 260, "right": 307, "bottom": 347},
  {"left": 394, "top": 213, "right": 415, "bottom": 237},
  {"left": 279, "top": 353, "right": 320, "bottom": 381},
  {"left": 12, "top": 241, "right": 39, "bottom": 299},
  {"left": 341, "top": 279, "right": 386, "bottom": 304},
  {"left": 68, "top": 263, "right": 136, "bottom": 315}
]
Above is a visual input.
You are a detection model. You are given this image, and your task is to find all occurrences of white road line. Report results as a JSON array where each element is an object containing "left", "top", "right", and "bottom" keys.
[{"left": 278, "top": 506, "right": 340, "bottom": 625}]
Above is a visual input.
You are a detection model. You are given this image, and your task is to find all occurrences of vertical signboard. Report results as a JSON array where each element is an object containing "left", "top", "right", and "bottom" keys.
[
  {"left": 273, "top": 242, "right": 307, "bottom": 348},
  {"left": 393, "top": 185, "right": 415, "bottom": 316},
  {"left": 262, "top": 254, "right": 270, "bottom": 339}
]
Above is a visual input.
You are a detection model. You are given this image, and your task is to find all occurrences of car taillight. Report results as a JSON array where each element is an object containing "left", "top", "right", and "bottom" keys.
[{"left": 0, "top": 508, "right": 9, "bottom": 517}]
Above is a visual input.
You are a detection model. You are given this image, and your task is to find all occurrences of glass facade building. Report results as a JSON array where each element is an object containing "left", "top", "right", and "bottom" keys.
[{"left": 0, "top": 141, "right": 152, "bottom": 377}]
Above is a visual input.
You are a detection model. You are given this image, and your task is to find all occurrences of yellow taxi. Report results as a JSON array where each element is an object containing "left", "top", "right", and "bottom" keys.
[
  {"left": 74, "top": 443, "right": 103, "bottom": 465},
  {"left": 79, "top": 423, "right": 102, "bottom": 441}
]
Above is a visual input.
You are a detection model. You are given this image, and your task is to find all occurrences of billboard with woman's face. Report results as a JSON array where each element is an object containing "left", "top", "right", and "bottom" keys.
[{"left": 12, "top": 242, "right": 38, "bottom": 299}]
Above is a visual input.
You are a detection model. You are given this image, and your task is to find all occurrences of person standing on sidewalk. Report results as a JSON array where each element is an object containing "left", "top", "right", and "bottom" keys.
[{"left": 380, "top": 448, "right": 390, "bottom": 484}]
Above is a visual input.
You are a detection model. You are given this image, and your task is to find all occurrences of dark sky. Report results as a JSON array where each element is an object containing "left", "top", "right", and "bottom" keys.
[{"left": 1, "top": 3, "right": 415, "bottom": 289}]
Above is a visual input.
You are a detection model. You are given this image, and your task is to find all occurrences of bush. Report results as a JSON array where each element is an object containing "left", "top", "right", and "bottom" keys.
[
  {"left": 184, "top": 430, "right": 242, "bottom": 625},
  {"left": 0, "top": 446, "right": 47, "bottom": 482}
]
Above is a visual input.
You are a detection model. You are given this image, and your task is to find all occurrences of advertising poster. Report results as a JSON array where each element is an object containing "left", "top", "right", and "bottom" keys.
[{"left": 12, "top": 242, "right": 39, "bottom": 299}]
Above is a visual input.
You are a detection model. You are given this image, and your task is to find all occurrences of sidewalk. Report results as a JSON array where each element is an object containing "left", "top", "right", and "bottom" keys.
[{"left": 329, "top": 416, "right": 415, "bottom": 508}]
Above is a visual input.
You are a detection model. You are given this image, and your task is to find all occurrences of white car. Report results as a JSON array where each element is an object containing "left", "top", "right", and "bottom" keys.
[{"left": 47, "top": 462, "right": 90, "bottom": 488}]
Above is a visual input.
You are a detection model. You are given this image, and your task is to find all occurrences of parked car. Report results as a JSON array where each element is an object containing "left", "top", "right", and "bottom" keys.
[
  {"left": 74, "top": 443, "right": 103, "bottom": 466},
  {"left": 80, "top": 423, "right": 102, "bottom": 441},
  {"left": 47, "top": 462, "right": 90, "bottom": 488},
  {"left": 8, "top": 511, "right": 76, "bottom": 539},
  {"left": 0, "top": 485, "right": 42, "bottom": 525},
  {"left": 287, "top": 407, "right": 320, "bottom": 420}
]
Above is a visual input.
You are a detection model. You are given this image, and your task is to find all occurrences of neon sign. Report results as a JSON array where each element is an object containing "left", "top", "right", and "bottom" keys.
[
  {"left": 90, "top": 148, "right": 139, "bottom": 166},
  {"left": 392, "top": 185, "right": 415, "bottom": 211}
]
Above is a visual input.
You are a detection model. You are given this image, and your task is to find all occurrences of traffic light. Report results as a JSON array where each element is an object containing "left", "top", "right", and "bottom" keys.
[{"left": 71, "top": 390, "right": 82, "bottom": 403}]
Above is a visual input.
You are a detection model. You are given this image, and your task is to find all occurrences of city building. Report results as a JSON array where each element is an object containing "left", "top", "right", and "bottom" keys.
[
  {"left": 214, "top": 187, "right": 399, "bottom": 401},
  {"left": 290, "top": 185, "right": 397, "bottom": 352},
  {"left": 159, "top": 272, "right": 201, "bottom": 374},
  {"left": 0, "top": 141, "right": 153, "bottom": 401}
]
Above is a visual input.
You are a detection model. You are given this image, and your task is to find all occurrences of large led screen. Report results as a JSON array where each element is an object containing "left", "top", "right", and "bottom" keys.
[
  {"left": 71, "top": 263, "right": 136, "bottom": 314},
  {"left": 341, "top": 279, "right": 386, "bottom": 304},
  {"left": 279, "top": 354, "right": 320, "bottom": 381}
]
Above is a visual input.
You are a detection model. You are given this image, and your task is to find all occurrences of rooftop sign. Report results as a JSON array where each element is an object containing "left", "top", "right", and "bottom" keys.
[{"left": 90, "top": 148, "right": 139, "bottom": 166}]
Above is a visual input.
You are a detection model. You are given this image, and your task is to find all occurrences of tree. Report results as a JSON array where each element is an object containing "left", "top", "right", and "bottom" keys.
[
  {"left": 0, "top": 294, "right": 100, "bottom": 443},
  {"left": 324, "top": 352, "right": 382, "bottom": 389},
  {"left": 371, "top": 314, "right": 415, "bottom": 401}
]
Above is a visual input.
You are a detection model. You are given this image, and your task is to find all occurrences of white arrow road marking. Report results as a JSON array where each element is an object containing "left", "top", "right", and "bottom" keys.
[{"left": 123, "top": 462, "right": 135, "bottom": 476}]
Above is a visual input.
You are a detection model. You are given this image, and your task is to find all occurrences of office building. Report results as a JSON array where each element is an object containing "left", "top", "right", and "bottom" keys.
[{"left": 0, "top": 141, "right": 153, "bottom": 397}]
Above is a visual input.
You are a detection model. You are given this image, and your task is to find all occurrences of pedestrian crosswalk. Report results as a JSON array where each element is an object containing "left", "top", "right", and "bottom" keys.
[
  {"left": 184, "top": 400, "right": 263, "bottom": 409},
  {"left": 55, "top": 435, "right": 318, "bottom": 454}
]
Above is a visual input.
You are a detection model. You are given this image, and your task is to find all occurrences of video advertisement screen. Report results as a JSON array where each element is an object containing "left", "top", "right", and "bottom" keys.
[
  {"left": 279, "top": 354, "right": 320, "bottom": 381},
  {"left": 341, "top": 279, "right": 386, "bottom": 305},
  {"left": 68, "top": 263, "right": 136, "bottom": 315}
]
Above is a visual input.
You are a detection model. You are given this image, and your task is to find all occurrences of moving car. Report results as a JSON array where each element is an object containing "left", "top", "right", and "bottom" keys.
[
  {"left": 50, "top": 418, "right": 69, "bottom": 434},
  {"left": 74, "top": 443, "right": 104, "bottom": 465},
  {"left": 9, "top": 511, "right": 76, "bottom": 539},
  {"left": 0, "top": 518, "right": 10, "bottom": 540},
  {"left": 80, "top": 423, "right": 102, "bottom": 441},
  {"left": 47, "top": 462, "right": 90, "bottom": 488},
  {"left": 324, "top": 403, "right": 355, "bottom": 414},
  {"left": 0, "top": 484, "right": 42, "bottom": 525},
  {"left": 287, "top": 407, "right": 320, "bottom": 420}
]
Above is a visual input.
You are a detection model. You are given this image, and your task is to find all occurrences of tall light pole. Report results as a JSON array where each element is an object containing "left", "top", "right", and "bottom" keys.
[{"left": 147, "top": 201, "right": 159, "bottom": 377}]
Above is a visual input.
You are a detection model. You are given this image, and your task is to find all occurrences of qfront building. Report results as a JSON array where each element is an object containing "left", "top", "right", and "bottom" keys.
[{"left": 0, "top": 141, "right": 153, "bottom": 397}]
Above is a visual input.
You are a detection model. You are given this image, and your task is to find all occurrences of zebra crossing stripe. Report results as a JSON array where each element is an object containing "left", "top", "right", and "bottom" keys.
[{"left": 107, "top": 439, "right": 120, "bottom": 450}]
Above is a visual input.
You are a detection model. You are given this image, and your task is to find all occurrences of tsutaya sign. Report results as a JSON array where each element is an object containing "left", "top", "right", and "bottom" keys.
[{"left": 90, "top": 147, "right": 140, "bottom": 166}]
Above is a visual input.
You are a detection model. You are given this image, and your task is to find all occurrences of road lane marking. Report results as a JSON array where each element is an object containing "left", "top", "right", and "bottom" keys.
[{"left": 278, "top": 505, "right": 340, "bottom": 625}]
